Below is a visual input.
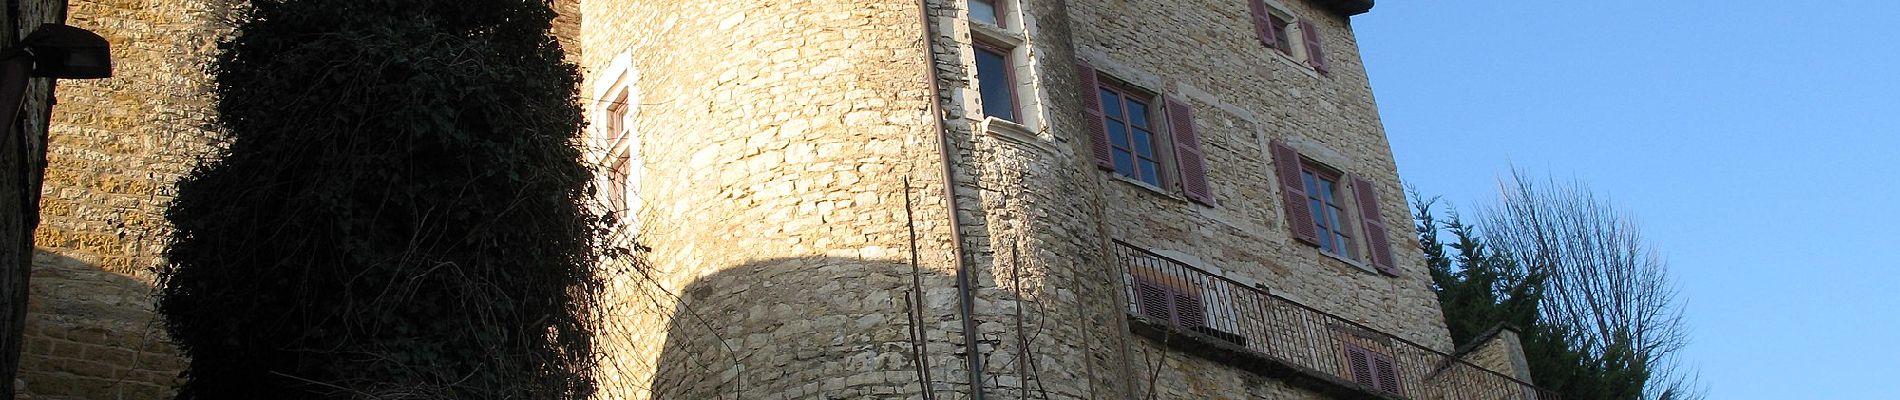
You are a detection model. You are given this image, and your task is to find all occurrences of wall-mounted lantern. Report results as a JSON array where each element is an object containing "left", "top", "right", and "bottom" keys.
[{"left": 1, "top": 23, "right": 114, "bottom": 130}]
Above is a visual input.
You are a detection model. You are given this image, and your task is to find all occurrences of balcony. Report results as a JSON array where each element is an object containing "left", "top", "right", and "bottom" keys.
[{"left": 1111, "top": 241, "right": 1557, "bottom": 400}]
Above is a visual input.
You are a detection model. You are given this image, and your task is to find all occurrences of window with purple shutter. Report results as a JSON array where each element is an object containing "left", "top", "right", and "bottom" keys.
[
  {"left": 1131, "top": 274, "right": 1206, "bottom": 329},
  {"left": 1166, "top": 97, "right": 1212, "bottom": 205},
  {"left": 1271, "top": 141, "right": 1320, "bottom": 245},
  {"left": 1249, "top": 0, "right": 1273, "bottom": 49},
  {"left": 1300, "top": 18, "right": 1328, "bottom": 73},
  {"left": 1343, "top": 344, "right": 1402, "bottom": 395},
  {"left": 1345, "top": 344, "right": 1375, "bottom": 387},
  {"left": 1371, "top": 352, "right": 1402, "bottom": 395},
  {"left": 1353, "top": 177, "right": 1398, "bottom": 275},
  {"left": 1076, "top": 60, "right": 1113, "bottom": 169}
]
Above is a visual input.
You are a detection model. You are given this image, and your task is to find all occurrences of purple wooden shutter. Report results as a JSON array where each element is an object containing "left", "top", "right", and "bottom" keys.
[
  {"left": 1167, "top": 97, "right": 1214, "bottom": 206},
  {"left": 1077, "top": 60, "right": 1112, "bottom": 168},
  {"left": 1271, "top": 141, "right": 1320, "bottom": 245},
  {"left": 1300, "top": 19, "right": 1328, "bottom": 73},
  {"left": 1353, "top": 177, "right": 1397, "bottom": 275},
  {"left": 1250, "top": 0, "right": 1275, "bottom": 49},
  {"left": 1372, "top": 352, "right": 1402, "bottom": 394},
  {"left": 1136, "top": 278, "right": 1170, "bottom": 321},
  {"left": 1172, "top": 288, "right": 1206, "bottom": 328},
  {"left": 1345, "top": 344, "right": 1375, "bottom": 387}
]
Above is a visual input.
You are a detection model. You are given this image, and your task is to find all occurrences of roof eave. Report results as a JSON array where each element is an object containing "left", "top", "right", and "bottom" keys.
[{"left": 1324, "top": 0, "right": 1374, "bottom": 16}]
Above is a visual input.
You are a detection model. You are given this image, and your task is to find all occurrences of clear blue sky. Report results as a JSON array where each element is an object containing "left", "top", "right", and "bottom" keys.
[{"left": 1355, "top": 1, "right": 1900, "bottom": 398}]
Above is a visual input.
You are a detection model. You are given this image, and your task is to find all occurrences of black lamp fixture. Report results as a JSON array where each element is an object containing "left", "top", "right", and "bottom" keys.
[
  {"left": 18, "top": 23, "right": 112, "bottom": 79},
  {"left": 0, "top": 23, "right": 112, "bottom": 135}
]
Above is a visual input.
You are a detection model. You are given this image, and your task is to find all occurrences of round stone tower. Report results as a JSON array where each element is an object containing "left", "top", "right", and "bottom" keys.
[{"left": 573, "top": 0, "right": 1117, "bottom": 399}]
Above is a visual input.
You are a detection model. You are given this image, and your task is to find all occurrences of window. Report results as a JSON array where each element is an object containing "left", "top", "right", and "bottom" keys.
[
  {"left": 1270, "top": 141, "right": 1397, "bottom": 274},
  {"left": 974, "top": 42, "right": 1018, "bottom": 123},
  {"left": 592, "top": 53, "right": 642, "bottom": 226},
  {"left": 1098, "top": 81, "right": 1162, "bottom": 186},
  {"left": 1268, "top": 14, "right": 1293, "bottom": 55},
  {"left": 1074, "top": 62, "right": 1215, "bottom": 205},
  {"left": 1133, "top": 273, "right": 1205, "bottom": 329},
  {"left": 968, "top": 0, "right": 1001, "bottom": 26},
  {"left": 1344, "top": 343, "right": 1402, "bottom": 395},
  {"left": 1303, "top": 165, "right": 1352, "bottom": 259},
  {"left": 604, "top": 92, "right": 633, "bottom": 213},
  {"left": 1248, "top": 0, "right": 1328, "bottom": 73}
]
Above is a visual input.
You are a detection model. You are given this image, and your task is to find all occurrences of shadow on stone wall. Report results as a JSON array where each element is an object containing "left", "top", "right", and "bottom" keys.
[
  {"left": 646, "top": 256, "right": 963, "bottom": 399},
  {"left": 18, "top": 250, "right": 182, "bottom": 399}
]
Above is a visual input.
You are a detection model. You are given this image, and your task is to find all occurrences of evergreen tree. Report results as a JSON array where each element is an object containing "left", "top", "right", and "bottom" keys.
[{"left": 158, "top": 1, "right": 602, "bottom": 398}]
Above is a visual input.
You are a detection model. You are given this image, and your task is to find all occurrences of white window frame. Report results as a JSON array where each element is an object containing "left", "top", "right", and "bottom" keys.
[{"left": 590, "top": 52, "right": 642, "bottom": 231}]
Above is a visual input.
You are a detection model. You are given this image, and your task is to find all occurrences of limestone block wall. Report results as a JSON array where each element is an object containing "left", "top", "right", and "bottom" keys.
[
  {"left": 1058, "top": 0, "right": 1448, "bottom": 350},
  {"left": 575, "top": 1, "right": 988, "bottom": 398},
  {"left": 20, "top": 0, "right": 229, "bottom": 398}
]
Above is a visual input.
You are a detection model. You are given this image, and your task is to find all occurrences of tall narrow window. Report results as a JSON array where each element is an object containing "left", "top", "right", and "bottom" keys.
[
  {"left": 1303, "top": 167, "right": 1353, "bottom": 259},
  {"left": 974, "top": 42, "right": 1018, "bottom": 123},
  {"left": 603, "top": 91, "right": 635, "bottom": 216},
  {"left": 1269, "top": 14, "right": 1293, "bottom": 55},
  {"left": 591, "top": 53, "right": 642, "bottom": 227},
  {"left": 1098, "top": 82, "right": 1161, "bottom": 186},
  {"left": 968, "top": 0, "right": 1001, "bottom": 26}
]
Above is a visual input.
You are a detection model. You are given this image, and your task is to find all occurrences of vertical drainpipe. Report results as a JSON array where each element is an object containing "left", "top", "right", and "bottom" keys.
[{"left": 913, "top": 0, "right": 988, "bottom": 398}]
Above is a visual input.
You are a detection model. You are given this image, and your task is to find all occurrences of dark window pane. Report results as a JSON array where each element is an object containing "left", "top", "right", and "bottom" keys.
[
  {"left": 1133, "top": 129, "right": 1154, "bottom": 158},
  {"left": 1303, "top": 172, "right": 1319, "bottom": 196},
  {"left": 1319, "top": 179, "right": 1336, "bottom": 203},
  {"left": 1336, "top": 233, "right": 1353, "bottom": 258},
  {"left": 975, "top": 47, "right": 1016, "bottom": 122},
  {"left": 1310, "top": 198, "right": 1328, "bottom": 225},
  {"left": 1113, "top": 149, "right": 1135, "bottom": 176},
  {"left": 1107, "top": 122, "right": 1130, "bottom": 149},
  {"left": 1100, "top": 89, "right": 1123, "bottom": 118},
  {"left": 968, "top": 0, "right": 999, "bottom": 25},
  {"left": 1129, "top": 100, "right": 1150, "bottom": 128},
  {"left": 1138, "top": 160, "right": 1160, "bottom": 185}
]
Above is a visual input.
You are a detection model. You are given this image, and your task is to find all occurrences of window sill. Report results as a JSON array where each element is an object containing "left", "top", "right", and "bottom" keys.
[
  {"left": 978, "top": 117, "right": 1057, "bottom": 155},
  {"left": 1108, "top": 172, "right": 1188, "bottom": 203},
  {"left": 1266, "top": 48, "right": 1322, "bottom": 79},
  {"left": 1315, "top": 247, "right": 1379, "bottom": 276}
]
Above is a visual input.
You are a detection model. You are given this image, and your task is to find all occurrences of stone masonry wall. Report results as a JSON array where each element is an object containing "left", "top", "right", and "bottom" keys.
[
  {"left": 575, "top": 1, "right": 989, "bottom": 398},
  {"left": 20, "top": 0, "right": 229, "bottom": 398},
  {"left": 1060, "top": 0, "right": 1449, "bottom": 353},
  {"left": 960, "top": 0, "right": 1458, "bottom": 397}
]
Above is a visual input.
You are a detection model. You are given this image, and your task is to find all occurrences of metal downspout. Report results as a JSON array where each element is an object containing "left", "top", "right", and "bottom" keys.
[{"left": 913, "top": 0, "right": 987, "bottom": 398}]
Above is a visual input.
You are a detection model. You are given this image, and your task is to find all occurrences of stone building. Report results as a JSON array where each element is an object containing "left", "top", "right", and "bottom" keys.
[{"left": 16, "top": 0, "right": 1548, "bottom": 399}]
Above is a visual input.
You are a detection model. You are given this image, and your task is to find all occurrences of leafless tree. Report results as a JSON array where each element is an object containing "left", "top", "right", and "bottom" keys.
[{"left": 1481, "top": 169, "right": 1702, "bottom": 400}]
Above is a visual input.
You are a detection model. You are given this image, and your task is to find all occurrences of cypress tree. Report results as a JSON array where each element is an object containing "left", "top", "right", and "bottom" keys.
[{"left": 159, "top": 1, "right": 601, "bottom": 398}]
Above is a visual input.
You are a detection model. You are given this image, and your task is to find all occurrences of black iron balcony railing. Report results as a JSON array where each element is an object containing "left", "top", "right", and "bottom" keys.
[{"left": 1111, "top": 241, "right": 1558, "bottom": 400}]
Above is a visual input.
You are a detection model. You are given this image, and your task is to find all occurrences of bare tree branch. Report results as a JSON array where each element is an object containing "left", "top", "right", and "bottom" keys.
[{"left": 1481, "top": 169, "right": 1702, "bottom": 400}]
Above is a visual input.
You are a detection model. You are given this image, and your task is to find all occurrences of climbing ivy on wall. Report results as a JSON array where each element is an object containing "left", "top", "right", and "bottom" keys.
[{"left": 159, "top": 1, "right": 604, "bottom": 398}]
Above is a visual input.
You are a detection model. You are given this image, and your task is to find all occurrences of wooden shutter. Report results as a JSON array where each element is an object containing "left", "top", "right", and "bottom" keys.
[
  {"left": 1271, "top": 141, "right": 1320, "bottom": 245},
  {"left": 1345, "top": 344, "right": 1376, "bottom": 387},
  {"left": 1353, "top": 177, "right": 1397, "bottom": 275},
  {"left": 1300, "top": 19, "right": 1328, "bottom": 73},
  {"left": 1077, "top": 60, "right": 1112, "bottom": 168},
  {"left": 1167, "top": 97, "right": 1214, "bottom": 206},
  {"left": 1136, "top": 278, "right": 1171, "bottom": 321},
  {"left": 1371, "top": 352, "right": 1402, "bottom": 394},
  {"left": 1249, "top": 0, "right": 1276, "bottom": 49},
  {"left": 1172, "top": 289, "right": 1206, "bottom": 328}
]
